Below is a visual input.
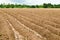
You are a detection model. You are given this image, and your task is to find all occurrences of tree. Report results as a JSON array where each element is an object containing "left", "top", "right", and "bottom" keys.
[
  {"left": 30, "top": 5, "right": 36, "bottom": 8},
  {"left": 6, "top": 4, "right": 10, "bottom": 8},
  {"left": 0, "top": 4, "right": 3, "bottom": 8},
  {"left": 43, "top": 3, "right": 47, "bottom": 8},
  {"left": 47, "top": 3, "right": 54, "bottom": 8},
  {"left": 10, "top": 4, "right": 14, "bottom": 8}
]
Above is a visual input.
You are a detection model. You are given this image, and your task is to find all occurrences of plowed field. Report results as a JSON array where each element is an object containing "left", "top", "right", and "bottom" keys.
[{"left": 0, "top": 8, "right": 60, "bottom": 40}]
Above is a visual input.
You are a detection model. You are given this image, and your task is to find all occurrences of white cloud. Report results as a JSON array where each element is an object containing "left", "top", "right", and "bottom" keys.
[
  {"left": 23, "top": 0, "right": 60, "bottom": 5},
  {"left": 0, "top": 0, "right": 60, "bottom": 5},
  {"left": 0, "top": 0, "right": 15, "bottom": 4}
]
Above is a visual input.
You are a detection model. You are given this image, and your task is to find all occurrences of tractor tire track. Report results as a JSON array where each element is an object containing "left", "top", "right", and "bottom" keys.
[
  {"left": 1, "top": 11, "right": 45, "bottom": 40},
  {"left": 0, "top": 9, "right": 60, "bottom": 39},
  {"left": 0, "top": 8, "right": 60, "bottom": 40}
]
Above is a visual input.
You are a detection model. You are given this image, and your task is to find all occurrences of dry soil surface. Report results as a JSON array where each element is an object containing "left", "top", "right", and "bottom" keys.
[{"left": 0, "top": 8, "right": 60, "bottom": 40}]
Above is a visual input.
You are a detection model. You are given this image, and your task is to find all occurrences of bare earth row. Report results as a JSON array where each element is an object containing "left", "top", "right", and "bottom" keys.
[{"left": 0, "top": 8, "right": 60, "bottom": 40}]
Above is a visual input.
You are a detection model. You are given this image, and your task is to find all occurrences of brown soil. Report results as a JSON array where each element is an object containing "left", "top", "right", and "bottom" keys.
[{"left": 0, "top": 8, "right": 60, "bottom": 40}]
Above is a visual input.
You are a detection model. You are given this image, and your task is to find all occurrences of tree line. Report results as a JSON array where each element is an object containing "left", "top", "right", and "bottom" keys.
[
  {"left": 0, "top": 3, "right": 60, "bottom": 8},
  {"left": 43, "top": 3, "right": 60, "bottom": 8}
]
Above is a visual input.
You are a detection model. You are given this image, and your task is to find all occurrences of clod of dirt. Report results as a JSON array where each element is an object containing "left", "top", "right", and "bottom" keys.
[{"left": 0, "top": 33, "right": 2, "bottom": 36}]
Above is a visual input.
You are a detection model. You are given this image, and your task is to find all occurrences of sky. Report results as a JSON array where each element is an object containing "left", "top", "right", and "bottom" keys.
[{"left": 0, "top": 0, "right": 60, "bottom": 5}]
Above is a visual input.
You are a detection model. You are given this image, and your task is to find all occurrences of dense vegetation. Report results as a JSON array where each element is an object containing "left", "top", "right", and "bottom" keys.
[{"left": 0, "top": 3, "right": 60, "bottom": 8}]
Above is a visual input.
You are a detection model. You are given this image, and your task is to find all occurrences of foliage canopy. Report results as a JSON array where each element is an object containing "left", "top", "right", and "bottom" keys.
[{"left": 0, "top": 3, "right": 60, "bottom": 8}]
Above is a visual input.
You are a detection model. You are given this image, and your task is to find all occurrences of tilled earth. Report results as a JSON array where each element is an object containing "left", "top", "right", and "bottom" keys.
[{"left": 0, "top": 8, "right": 60, "bottom": 40}]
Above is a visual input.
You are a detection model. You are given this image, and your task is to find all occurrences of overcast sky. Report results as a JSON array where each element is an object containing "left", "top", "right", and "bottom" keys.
[{"left": 0, "top": 0, "right": 60, "bottom": 5}]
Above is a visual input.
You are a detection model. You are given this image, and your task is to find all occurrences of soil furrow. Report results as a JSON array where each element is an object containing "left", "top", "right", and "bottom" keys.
[{"left": 2, "top": 11, "right": 44, "bottom": 40}]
